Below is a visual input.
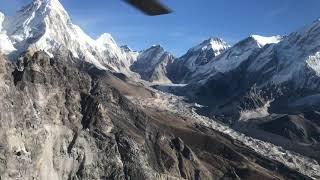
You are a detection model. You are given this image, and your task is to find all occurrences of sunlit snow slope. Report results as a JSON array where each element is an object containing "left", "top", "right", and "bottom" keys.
[{"left": 0, "top": 0, "right": 137, "bottom": 74}]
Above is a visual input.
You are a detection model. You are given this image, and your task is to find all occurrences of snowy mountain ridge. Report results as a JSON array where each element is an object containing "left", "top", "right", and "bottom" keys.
[
  {"left": 172, "top": 35, "right": 282, "bottom": 84},
  {"left": 180, "top": 37, "right": 230, "bottom": 71},
  {"left": 250, "top": 35, "right": 283, "bottom": 47},
  {"left": 137, "top": 35, "right": 282, "bottom": 84},
  {"left": 189, "top": 37, "right": 230, "bottom": 55},
  {"left": 0, "top": 0, "right": 137, "bottom": 75}
]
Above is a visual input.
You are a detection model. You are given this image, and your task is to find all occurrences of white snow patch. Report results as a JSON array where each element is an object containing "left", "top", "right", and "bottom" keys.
[
  {"left": 239, "top": 101, "right": 271, "bottom": 121},
  {"left": 251, "top": 35, "right": 282, "bottom": 47},
  {"left": 306, "top": 52, "right": 320, "bottom": 76},
  {"left": 0, "top": 12, "right": 15, "bottom": 54},
  {"left": 0, "top": 33, "right": 16, "bottom": 55}
]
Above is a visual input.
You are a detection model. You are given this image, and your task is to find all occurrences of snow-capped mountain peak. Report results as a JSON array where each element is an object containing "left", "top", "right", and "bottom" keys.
[
  {"left": 95, "top": 33, "right": 123, "bottom": 59},
  {"left": 176, "top": 37, "right": 230, "bottom": 72},
  {"left": 149, "top": 44, "right": 164, "bottom": 51},
  {"left": 182, "top": 35, "right": 284, "bottom": 83},
  {"left": 190, "top": 37, "right": 230, "bottom": 56},
  {"left": 5, "top": 0, "right": 70, "bottom": 41},
  {"left": 96, "top": 33, "right": 116, "bottom": 45},
  {"left": 208, "top": 37, "right": 230, "bottom": 52},
  {"left": 32, "top": 0, "right": 66, "bottom": 11},
  {"left": 1, "top": 0, "right": 139, "bottom": 75},
  {"left": 4, "top": 0, "right": 82, "bottom": 55},
  {"left": 250, "top": 35, "right": 283, "bottom": 47},
  {"left": 164, "top": 37, "right": 230, "bottom": 83}
]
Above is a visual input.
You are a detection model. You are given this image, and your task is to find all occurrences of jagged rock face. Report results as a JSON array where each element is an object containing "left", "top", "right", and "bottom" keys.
[
  {"left": 130, "top": 45, "right": 175, "bottom": 83},
  {"left": 0, "top": 52, "right": 310, "bottom": 180}
]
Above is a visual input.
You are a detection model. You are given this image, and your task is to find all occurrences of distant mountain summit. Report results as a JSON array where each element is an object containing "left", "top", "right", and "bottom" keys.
[
  {"left": 179, "top": 37, "right": 230, "bottom": 69},
  {"left": 182, "top": 35, "right": 283, "bottom": 83},
  {"left": 167, "top": 37, "right": 230, "bottom": 83},
  {"left": 189, "top": 37, "right": 230, "bottom": 56}
]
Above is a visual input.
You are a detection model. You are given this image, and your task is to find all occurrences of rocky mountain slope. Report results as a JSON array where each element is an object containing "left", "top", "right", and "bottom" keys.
[
  {"left": 0, "top": 51, "right": 314, "bottom": 180},
  {"left": 130, "top": 38, "right": 230, "bottom": 84},
  {"left": 0, "top": 0, "right": 136, "bottom": 75},
  {"left": 181, "top": 20, "right": 320, "bottom": 120},
  {"left": 180, "top": 35, "right": 282, "bottom": 84},
  {"left": 130, "top": 45, "right": 175, "bottom": 83}
]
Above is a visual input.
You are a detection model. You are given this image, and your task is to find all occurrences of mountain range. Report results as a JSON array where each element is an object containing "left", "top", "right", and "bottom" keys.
[{"left": 0, "top": 0, "right": 320, "bottom": 179}]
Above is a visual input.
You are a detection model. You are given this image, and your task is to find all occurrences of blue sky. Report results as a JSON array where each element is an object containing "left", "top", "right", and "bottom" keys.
[{"left": 1, "top": 0, "right": 320, "bottom": 56}]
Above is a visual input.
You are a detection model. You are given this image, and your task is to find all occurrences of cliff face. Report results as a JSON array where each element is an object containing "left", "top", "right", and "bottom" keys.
[
  {"left": 130, "top": 45, "right": 175, "bottom": 83},
  {"left": 0, "top": 51, "right": 311, "bottom": 180}
]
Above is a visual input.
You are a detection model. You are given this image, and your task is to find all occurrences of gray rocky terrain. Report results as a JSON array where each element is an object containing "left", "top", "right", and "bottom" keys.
[{"left": 0, "top": 51, "right": 312, "bottom": 179}]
